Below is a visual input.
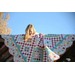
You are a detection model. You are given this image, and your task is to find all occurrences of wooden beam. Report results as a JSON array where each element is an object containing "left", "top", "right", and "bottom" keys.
[{"left": 0, "top": 38, "right": 4, "bottom": 42}]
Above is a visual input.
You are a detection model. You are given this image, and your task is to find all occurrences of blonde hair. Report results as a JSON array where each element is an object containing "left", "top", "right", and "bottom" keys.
[{"left": 24, "top": 24, "right": 36, "bottom": 41}]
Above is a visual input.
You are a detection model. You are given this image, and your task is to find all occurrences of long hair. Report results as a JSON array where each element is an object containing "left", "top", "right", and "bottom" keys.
[{"left": 24, "top": 24, "right": 36, "bottom": 41}]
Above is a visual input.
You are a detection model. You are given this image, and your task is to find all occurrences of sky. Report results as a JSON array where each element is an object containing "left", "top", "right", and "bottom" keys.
[{"left": 7, "top": 12, "right": 75, "bottom": 35}]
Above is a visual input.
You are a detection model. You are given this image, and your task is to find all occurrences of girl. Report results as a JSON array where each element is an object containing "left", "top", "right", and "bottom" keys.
[
  {"left": 24, "top": 24, "right": 60, "bottom": 62},
  {"left": 24, "top": 24, "right": 38, "bottom": 41}
]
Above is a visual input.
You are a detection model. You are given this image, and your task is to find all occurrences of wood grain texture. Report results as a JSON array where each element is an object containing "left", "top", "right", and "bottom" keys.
[{"left": 0, "top": 35, "right": 13, "bottom": 62}]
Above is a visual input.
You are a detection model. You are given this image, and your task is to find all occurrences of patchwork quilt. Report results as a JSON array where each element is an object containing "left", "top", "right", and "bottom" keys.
[{"left": 1, "top": 34, "right": 75, "bottom": 62}]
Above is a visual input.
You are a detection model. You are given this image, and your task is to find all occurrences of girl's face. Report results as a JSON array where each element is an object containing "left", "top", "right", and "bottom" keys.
[{"left": 29, "top": 28, "right": 34, "bottom": 35}]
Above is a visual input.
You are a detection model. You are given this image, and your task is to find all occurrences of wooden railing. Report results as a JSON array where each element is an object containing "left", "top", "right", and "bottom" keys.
[{"left": 0, "top": 35, "right": 13, "bottom": 62}]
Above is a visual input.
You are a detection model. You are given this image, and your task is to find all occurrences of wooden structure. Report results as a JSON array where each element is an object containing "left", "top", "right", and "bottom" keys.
[{"left": 0, "top": 35, "right": 13, "bottom": 62}]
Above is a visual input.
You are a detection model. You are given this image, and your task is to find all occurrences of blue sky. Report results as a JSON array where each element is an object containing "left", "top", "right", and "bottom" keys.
[{"left": 8, "top": 12, "right": 75, "bottom": 35}]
